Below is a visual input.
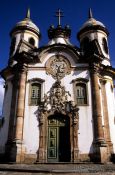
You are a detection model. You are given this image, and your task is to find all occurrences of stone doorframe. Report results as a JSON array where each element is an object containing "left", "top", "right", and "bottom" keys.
[
  {"left": 36, "top": 79, "right": 79, "bottom": 163},
  {"left": 37, "top": 110, "right": 79, "bottom": 163}
]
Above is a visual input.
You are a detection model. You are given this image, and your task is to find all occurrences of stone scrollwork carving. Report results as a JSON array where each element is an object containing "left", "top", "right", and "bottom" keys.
[
  {"left": 38, "top": 77, "right": 79, "bottom": 119},
  {"left": 46, "top": 55, "right": 71, "bottom": 80},
  {"left": 39, "top": 79, "right": 71, "bottom": 113}
]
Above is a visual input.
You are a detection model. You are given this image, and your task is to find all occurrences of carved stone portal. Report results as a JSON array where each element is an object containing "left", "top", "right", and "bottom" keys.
[{"left": 37, "top": 79, "right": 79, "bottom": 163}]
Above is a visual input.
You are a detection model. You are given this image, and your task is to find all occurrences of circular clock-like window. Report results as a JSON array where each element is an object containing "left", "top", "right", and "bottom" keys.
[
  {"left": 102, "top": 38, "right": 108, "bottom": 54},
  {"left": 46, "top": 55, "right": 71, "bottom": 80}
]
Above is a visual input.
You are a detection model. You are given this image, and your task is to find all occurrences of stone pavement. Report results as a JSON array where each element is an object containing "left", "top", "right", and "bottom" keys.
[{"left": 0, "top": 163, "right": 115, "bottom": 174}]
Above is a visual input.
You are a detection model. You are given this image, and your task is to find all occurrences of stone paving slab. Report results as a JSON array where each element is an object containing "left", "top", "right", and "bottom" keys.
[
  {"left": 0, "top": 163, "right": 115, "bottom": 174},
  {"left": 0, "top": 172, "right": 115, "bottom": 175}
]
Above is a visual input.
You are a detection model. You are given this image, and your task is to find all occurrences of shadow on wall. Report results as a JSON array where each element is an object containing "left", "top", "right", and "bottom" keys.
[
  {"left": 0, "top": 117, "right": 4, "bottom": 129},
  {"left": 88, "top": 142, "right": 95, "bottom": 162},
  {"left": 111, "top": 154, "right": 115, "bottom": 163},
  {"left": 72, "top": 68, "right": 89, "bottom": 79}
]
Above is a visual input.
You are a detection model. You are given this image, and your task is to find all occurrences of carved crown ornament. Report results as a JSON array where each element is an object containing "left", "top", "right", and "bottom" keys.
[{"left": 46, "top": 55, "right": 71, "bottom": 80}]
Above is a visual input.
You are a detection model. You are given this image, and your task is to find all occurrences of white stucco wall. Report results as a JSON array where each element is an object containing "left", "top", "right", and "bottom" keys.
[
  {"left": 105, "top": 79, "right": 115, "bottom": 152},
  {"left": 78, "top": 76, "right": 93, "bottom": 154},
  {"left": 0, "top": 80, "right": 12, "bottom": 153},
  {"left": 23, "top": 59, "right": 93, "bottom": 155},
  {"left": 23, "top": 77, "right": 39, "bottom": 154}
]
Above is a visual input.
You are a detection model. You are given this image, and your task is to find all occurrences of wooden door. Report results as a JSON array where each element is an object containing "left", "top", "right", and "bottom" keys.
[{"left": 47, "top": 114, "right": 70, "bottom": 162}]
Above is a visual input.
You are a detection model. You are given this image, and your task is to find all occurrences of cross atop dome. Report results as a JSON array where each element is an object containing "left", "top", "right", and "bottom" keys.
[
  {"left": 48, "top": 9, "right": 71, "bottom": 43},
  {"left": 26, "top": 8, "right": 30, "bottom": 19},
  {"left": 55, "top": 9, "right": 64, "bottom": 26},
  {"left": 88, "top": 8, "right": 93, "bottom": 19}
]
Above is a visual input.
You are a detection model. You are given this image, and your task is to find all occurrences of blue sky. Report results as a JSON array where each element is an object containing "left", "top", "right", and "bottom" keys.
[{"left": 0, "top": 0, "right": 115, "bottom": 115}]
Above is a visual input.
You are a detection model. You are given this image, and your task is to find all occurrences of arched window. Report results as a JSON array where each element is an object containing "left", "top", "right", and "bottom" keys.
[
  {"left": 76, "top": 83, "right": 87, "bottom": 105},
  {"left": 81, "top": 37, "right": 90, "bottom": 52},
  {"left": 30, "top": 83, "right": 41, "bottom": 105},
  {"left": 10, "top": 37, "right": 16, "bottom": 56},
  {"left": 102, "top": 37, "right": 108, "bottom": 54},
  {"left": 72, "top": 78, "right": 89, "bottom": 106},
  {"left": 28, "top": 37, "right": 35, "bottom": 46}
]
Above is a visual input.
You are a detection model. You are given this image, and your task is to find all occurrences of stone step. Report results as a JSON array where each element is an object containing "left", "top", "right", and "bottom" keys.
[{"left": 0, "top": 163, "right": 115, "bottom": 174}]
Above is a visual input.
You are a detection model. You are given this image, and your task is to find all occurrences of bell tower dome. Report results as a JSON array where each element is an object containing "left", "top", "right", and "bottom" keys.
[
  {"left": 9, "top": 9, "right": 41, "bottom": 58},
  {"left": 77, "top": 8, "right": 110, "bottom": 66}
]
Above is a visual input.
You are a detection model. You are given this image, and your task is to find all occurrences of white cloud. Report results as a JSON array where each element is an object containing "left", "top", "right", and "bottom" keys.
[{"left": 0, "top": 78, "right": 5, "bottom": 117}]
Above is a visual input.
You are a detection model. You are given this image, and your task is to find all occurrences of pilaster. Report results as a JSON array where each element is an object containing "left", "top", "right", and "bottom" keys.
[
  {"left": 100, "top": 79, "right": 113, "bottom": 155},
  {"left": 90, "top": 63, "right": 108, "bottom": 163},
  {"left": 72, "top": 112, "right": 79, "bottom": 162},
  {"left": 37, "top": 111, "right": 46, "bottom": 163},
  {"left": 10, "top": 64, "right": 27, "bottom": 163}
]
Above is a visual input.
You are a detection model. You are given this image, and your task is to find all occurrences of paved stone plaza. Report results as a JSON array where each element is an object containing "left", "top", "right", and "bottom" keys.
[{"left": 0, "top": 163, "right": 115, "bottom": 174}]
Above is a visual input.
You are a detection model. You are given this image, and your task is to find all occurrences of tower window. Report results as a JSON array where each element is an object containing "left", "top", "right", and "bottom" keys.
[
  {"left": 30, "top": 83, "right": 41, "bottom": 105},
  {"left": 102, "top": 38, "right": 108, "bottom": 54},
  {"left": 76, "top": 83, "right": 87, "bottom": 105},
  {"left": 29, "top": 37, "right": 35, "bottom": 46},
  {"left": 10, "top": 37, "right": 16, "bottom": 56},
  {"left": 81, "top": 37, "right": 90, "bottom": 52}
]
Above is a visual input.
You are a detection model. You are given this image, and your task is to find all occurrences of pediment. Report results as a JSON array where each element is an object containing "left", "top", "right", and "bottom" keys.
[{"left": 38, "top": 44, "right": 81, "bottom": 65}]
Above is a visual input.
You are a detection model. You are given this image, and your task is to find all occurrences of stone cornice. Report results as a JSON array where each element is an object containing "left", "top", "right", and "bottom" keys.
[
  {"left": 72, "top": 77, "right": 89, "bottom": 83},
  {"left": 101, "top": 65, "right": 115, "bottom": 78},
  {"left": 10, "top": 25, "right": 41, "bottom": 38},
  {"left": 13, "top": 51, "right": 41, "bottom": 64},
  {"left": 0, "top": 66, "right": 13, "bottom": 80},
  {"left": 89, "top": 62, "right": 102, "bottom": 75},
  {"left": 86, "top": 53, "right": 103, "bottom": 64},
  {"left": 36, "top": 43, "right": 81, "bottom": 61},
  {"left": 10, "top": 43, "right": 80, "bottom": 65},
  {"left": 77, "top": 25, "right": 109, "bottom": 40},
  {"left": 27, "top": 78, "right": 45, "bottom": 83},
  {"left": 89, "top": 62, "right": 115, "bottom": 78}
]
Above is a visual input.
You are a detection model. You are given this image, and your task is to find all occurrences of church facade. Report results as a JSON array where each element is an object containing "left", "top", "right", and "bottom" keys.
[{"left": 0, "top": 9, "right": 115, "bottom": 163}]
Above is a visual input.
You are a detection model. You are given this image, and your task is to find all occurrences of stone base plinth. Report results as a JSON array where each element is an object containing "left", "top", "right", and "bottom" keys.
[
  {"left": 37, "top": 148, "right": 47, "bottom": 163},
  {"left": 6, "top": 141, "right": 26, "bottom": 163},
  {"left": 73, "top": 148, "right": 79, "bottom": 162},
  {"left": 95, "top": 145, "right": 108, "bottom": 163}
]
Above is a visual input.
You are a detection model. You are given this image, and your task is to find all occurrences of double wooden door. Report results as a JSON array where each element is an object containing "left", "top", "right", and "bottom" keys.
[{"left": 47, "top": 114, "right": 70, "bottom": 162}]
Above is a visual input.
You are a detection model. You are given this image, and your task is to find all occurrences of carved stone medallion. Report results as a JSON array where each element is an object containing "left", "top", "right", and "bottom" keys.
[{"left": 46, "top": 55, "right": 71, "bottom": 80}]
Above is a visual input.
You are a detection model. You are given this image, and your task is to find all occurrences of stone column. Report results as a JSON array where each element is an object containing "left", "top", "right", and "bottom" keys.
[
  {"left": 11, "top": 64, "right": 27, "bottom": 163},
  {"left": 73, "top": 112, "right": 79, "bottom": 162},
  {"left": 90, "top": 64, "right": 108, "bottom": 163},
  {"left": 37, "top": 111, "right": 46, "bottom": 163},
  {"left": 100, "top": 79, "right": 113, "bottom": 154}
]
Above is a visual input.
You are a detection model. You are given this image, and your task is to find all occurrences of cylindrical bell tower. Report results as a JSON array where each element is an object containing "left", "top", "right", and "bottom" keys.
[
  {"left": 9, "top": 9, "right": 41, "bottom": 59},
  {"left": 77, "top": 8, "right": 110, "bottom": 66}
]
